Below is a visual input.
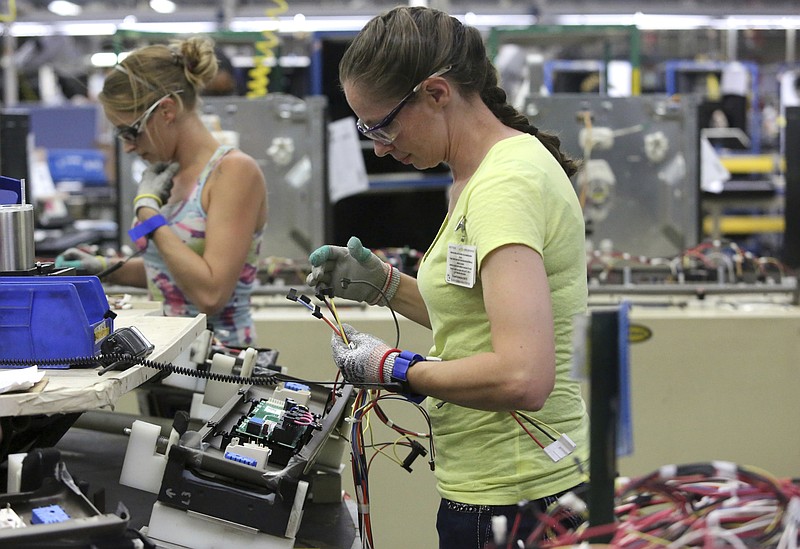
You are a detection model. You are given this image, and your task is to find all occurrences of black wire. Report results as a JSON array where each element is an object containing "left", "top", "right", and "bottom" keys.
[
  {"left": 0, "top": 354, "right": 281, "bottom": 386},
  {"left": 97, "top": 249, "right": 145, "bottom": 280},
  {"left": 371, "top": 394, "right": 436, "bottom": 467},
  {"left": 0, "top": 355, "right": 399, "bottom": 390},
  {"left": 341, "top": 277, "right": 401, "bottom": 349},
  {"left": 514, "top": 411, "right": 559, "bottom": 442}
]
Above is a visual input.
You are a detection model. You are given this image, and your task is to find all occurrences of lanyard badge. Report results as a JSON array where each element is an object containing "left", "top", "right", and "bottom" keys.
[{"left": 446, "top": 216, "right": 476, "bottom": 288}]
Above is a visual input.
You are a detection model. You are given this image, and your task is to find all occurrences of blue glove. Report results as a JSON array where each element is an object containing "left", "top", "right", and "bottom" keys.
[
  {"left": 307, "top": 236, "right": 400, "bottom": 305},
  {"left": 134, "top": 162, "right": 179, "bottom": 214}
]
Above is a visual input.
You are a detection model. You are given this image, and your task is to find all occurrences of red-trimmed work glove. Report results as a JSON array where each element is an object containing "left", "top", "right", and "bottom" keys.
[{"left": 331, "top": 324, "right": 398, "bottom": 387}]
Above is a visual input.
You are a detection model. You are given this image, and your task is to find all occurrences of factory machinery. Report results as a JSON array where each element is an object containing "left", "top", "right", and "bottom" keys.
[
  {"left": 1, "top": 174, "right": 356, "bottom": 547},
  {"left": 0, "top": 360, "right": 355, "bottom": 549}
]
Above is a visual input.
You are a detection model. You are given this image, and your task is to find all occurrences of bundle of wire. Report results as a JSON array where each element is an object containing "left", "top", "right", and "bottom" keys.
[
  {"left": 285, "top": 287, "right": 434, "bottom": 548},
  {"left": 348, "top": 388, "right": 435, "bottom": 549},
  {"left": 526, "top": 461, "right": 800, "bottom": 548}
]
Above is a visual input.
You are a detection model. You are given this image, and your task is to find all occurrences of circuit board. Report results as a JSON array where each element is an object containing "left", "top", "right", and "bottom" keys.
[{"left": 221, "top": 383, "right": 322, "bottom": 467}]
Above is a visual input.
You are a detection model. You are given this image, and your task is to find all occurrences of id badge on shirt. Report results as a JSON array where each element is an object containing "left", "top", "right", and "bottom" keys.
[{"left": 446, "top": 243, "right": 477, "bottom": 288}]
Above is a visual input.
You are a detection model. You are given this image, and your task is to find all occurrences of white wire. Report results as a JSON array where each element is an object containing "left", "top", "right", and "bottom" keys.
[
  {"left": 777, "top": 521, "right": 799, "bottom": 549},
  {"left": 666, "top": 526, "right": 749, "bottom": 549}
]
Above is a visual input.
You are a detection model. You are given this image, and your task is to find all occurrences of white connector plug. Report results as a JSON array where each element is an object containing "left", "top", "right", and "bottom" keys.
[{"left": 543, "top": 434, "right": 577, "bottom": 462}]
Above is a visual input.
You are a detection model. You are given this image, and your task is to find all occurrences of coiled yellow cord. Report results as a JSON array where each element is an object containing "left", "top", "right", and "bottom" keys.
[{"left": 246, "top": 0, "right": 289, "bottom": 97}]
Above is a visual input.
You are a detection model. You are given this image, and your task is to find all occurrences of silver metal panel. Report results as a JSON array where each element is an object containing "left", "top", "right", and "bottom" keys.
[
  {"left": 118, "top": 94, "right": 327, "bottom": 261},
  {"left": 526, "top": 94, "right": 700, "bottom": 257}
]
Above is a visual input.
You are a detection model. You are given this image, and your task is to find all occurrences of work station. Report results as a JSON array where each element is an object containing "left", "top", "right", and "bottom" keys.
[{"left": 1, "top": 1, "right": 799, "bottom": 548}]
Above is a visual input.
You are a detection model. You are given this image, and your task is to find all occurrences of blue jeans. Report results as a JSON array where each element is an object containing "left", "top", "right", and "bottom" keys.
[{"left": 436, "top": 486, "right": 586, "bottom": 549}]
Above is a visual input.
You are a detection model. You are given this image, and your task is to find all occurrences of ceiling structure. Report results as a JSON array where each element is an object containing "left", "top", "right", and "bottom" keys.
[
  {"left": 9, "top": 0, "right": 800, "bottom": 25},
  {"left": 4, "top": 0, "right": 798, "bottom": 85}
]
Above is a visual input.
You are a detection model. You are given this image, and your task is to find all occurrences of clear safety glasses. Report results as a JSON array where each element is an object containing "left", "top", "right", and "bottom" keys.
[{"left": 355, "top": 66, "right": 452, "bottom": 146}]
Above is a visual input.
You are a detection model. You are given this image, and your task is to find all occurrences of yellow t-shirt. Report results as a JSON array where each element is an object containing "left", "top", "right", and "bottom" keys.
[{"left": 416, "top": 134, "right": 589, "bottom": 505}]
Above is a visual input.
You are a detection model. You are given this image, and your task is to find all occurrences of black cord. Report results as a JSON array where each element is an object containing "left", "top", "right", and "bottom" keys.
[
  {"left": 340, "top": 277, "right": 401, "bottom": 349},
  {"left": 514, "top": 411, "right": 559, "bottom": 442},
  {"left": 97, "top": 249, "right": 145, "bottom": 280},
  {"left": 0, "top": 354, "right": 281, "bottom": 386}
]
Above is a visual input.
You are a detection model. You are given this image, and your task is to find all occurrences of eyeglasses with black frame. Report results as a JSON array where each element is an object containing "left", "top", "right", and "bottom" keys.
[
  {"left": 114, "top": 90, "right": 183, "bottom": 143},
  {"left": 355, "top": 66, "right": 452, "bottom": 146}
]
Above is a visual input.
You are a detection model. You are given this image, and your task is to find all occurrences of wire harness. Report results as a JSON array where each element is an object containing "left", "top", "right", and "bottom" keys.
[{"left": 486, "top": 460, "right": 800, "bottom": 548}]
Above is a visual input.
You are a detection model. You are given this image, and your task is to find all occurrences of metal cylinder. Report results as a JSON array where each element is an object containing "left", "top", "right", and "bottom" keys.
[{"left": 0, "top": 204, "right": 35, "bottom": 272}]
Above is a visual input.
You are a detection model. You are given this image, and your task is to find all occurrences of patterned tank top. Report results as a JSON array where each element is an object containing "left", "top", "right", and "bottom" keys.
[{"left": 141, "top": 146, "right": 263, "bottom": 346}]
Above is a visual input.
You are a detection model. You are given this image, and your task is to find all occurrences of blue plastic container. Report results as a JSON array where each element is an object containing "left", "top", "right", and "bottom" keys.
[
  {"left": 0, "top": 276, "right": 113, "bottom": 368},
  {"left": 47, "top": 149, "right": 108, "bottom": 186}
]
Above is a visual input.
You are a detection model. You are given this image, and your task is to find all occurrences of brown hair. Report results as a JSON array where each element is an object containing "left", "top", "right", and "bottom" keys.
[
  {"left": 99, "top": 35, "right": 218, "bottom": 117},
  {"left": 339, "top": 6, "right": 579, "bottom": 177}
]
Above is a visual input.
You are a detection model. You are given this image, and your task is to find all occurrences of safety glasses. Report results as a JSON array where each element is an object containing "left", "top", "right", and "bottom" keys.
[
  {"left": 356, "top": 66, "right": 452, "bottom": 146},
  {"left": 114, "top": 91, "right": 182, "bottom": 143}
]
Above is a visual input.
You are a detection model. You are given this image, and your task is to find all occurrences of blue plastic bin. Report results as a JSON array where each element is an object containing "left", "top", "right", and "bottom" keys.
[
  {"left": 0, "top": 276, "right": 113, "bottom": 368},
  {"left": 47, "top": 149, "right": 107, "bottom": 186}
]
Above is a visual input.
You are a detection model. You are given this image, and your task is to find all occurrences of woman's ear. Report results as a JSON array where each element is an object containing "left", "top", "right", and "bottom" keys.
[
  {"left": 423, "top": 77, "right": 451, "bottom": 107},
  {"left": 160, "top": 96, "right": 180, "bottom": 123}
]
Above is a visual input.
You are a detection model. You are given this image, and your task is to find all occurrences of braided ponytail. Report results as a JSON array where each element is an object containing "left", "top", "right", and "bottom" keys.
[{"left": 480, "top": 58, "right": 580, "bottom": 178}]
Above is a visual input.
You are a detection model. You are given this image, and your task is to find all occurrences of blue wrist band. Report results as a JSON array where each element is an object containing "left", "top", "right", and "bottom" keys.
[
  {"left": 391, "top": 349, "right": 424, "bottom": 389},
  {"left": 128, "top": 214, "right": 168, "bottom": 242}
]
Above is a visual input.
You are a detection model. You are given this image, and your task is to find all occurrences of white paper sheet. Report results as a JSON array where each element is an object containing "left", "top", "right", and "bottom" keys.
[
  {"left": 327, "top": 117, "right": 369, "bottom": 203},
  {"left": 0, "top": 366, "right": 45, "bottom": 395}
]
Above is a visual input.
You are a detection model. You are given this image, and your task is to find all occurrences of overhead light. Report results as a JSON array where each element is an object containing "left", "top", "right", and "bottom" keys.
[
  {"left": 7, "top": 11, "right": 536, "bottom": 37},
  {"left": 47, "top": 1, "right": 82, "bottom": 17},
  {"left": 118, "top": 20, "right": 217, "bottom": 34},
  {"left": 10, "top": 21, "right": 117, "bottom": 36},
  {"left": 149, "top": 0, "right": 176, "bottom": 15},
  {"left": 713, "top": 15, "right": 800, "bottom": 29},
  {"left": 91, "top": 52, "right": 119, "bottom": 67},
  {"left": 555, "top": 12, "right": 800, "bottom": 30},
  {"left": 556, "top": 13, "right": 712, "bottom": 30}
]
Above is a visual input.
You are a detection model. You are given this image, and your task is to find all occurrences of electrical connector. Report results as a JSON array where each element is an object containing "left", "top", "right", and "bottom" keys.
[
  {"left": 0, "top": 504, "right": 25, "bottom": 529},
  {"left": 557, "top": 491, "right": 588, "bottom": 514},
  {"left": 543, "top": 434, "right": 577, "bottom": 462},
  {"left": 30, "top": 505, "right": 70, "bottom": 524},
  {"left": 401, "top": 440, "right": 428, "bottom": 472},
  {"left": 224, "top": 441, "right": 272, "bottom": 470},
  {"left": 274, "top": 382, "right": 312, "bottom": 407},
  {"left": 224, "top": 451, "right": 258, "bottom": 467},
  {"left": 315, "top": 287, "right": 334, "bottom": 298}
]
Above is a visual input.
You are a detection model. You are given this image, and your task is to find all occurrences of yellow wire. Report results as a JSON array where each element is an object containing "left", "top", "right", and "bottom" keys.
[
  {"left": 328, "top": 296, "right": 349, "bottom": 345},
  {"left": 515, "top": 410, "right": 562, "bottom": 439},
  {"left": 368, "top": 437, "right": 406, "bottom": 468},
  {"left": 618, "top": 529, "right": 672, "bottom": 546}
]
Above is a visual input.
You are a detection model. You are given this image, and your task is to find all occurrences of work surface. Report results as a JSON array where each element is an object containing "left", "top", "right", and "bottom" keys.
[{"left": 0, "top": 306, "right": 206, "bottom": 417}]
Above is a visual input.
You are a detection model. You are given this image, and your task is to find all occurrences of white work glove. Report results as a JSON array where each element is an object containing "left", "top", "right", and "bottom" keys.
[
  {"left": 306, "top": 236, "right": 400, "bottom": 306},
  {"left": 133, "top": 162, "right": 179, "bottom": 214},
  {"left": 55, "top": 247, "right": 108, "bottom": 275},
  {"left": 331, "top": 324, "right": 396, "bottom": 386}
]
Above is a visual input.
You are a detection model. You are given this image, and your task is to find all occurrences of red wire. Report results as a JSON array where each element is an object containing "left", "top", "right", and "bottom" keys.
[
  {"left": 320, "top": 315, "right": 342, "bottom": 337},
  {"left": 509, "top": 412, "right": 545, "bottom": 449}
]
